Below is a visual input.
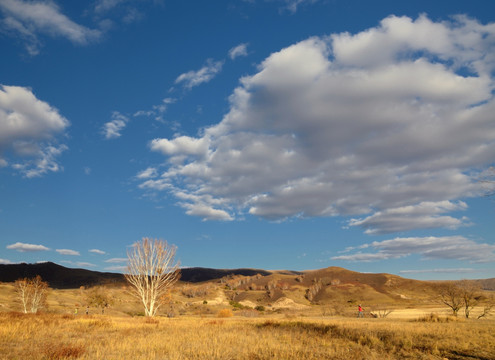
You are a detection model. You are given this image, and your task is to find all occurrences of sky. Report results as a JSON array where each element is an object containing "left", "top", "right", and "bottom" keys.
[{"left": 1, "top": 0, "right": 494, "bottom": 280}]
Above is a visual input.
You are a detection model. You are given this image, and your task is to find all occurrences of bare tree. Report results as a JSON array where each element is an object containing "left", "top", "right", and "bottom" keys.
[
  {"left": 477, "top": 296, "right": 494, "bottom": 320},
  {"left": 125, "top": 238, "right": 181, "bottom": 317},
  {"left": 14, "top": 275, "right": 49, "bottom": 313},
  {"left": 439, "top": 282, "right": 463, "bottom": 316},
  {"left": 458, "top": 280, "right": 482, "bottom": 319}
]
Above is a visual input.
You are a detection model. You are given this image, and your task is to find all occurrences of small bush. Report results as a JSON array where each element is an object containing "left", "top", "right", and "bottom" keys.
[
  {"left": 255, "top": 305, "right": 265, "bottom": 312},
  {"left": 217, "top": 309, "right": 233, "bottom": 318},
  {"left": 229, "top": 300, "right": 244, "bottom": 309},
  {"left": 414, "top": 313, "right": 457, "bottom": 323},
  {"left": 238, "top": 309, "right": 259, "bottom": 318},
  {"left": 144, "top": 317, "right": 160, "bottom": 324}
]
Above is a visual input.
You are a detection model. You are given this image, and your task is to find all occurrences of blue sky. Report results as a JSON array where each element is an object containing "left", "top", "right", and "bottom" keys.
[{"left": 1, "top": 0, "right": 494, "bottom": 280}]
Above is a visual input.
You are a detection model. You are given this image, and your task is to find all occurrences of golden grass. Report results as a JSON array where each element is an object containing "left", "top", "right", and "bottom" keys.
[{"left": 0, "top": 312, "right": 494, "bottom": 360}]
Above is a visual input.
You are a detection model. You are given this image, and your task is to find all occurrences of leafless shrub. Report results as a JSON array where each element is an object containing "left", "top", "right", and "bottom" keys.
[{"left": 371, "top": 308, "right": 394, "bottom": 318}]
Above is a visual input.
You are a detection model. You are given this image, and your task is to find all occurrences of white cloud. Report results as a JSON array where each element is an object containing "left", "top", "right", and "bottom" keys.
[
  {"left": 348, "top": 201, "right": 470, "bottom": 235},
  {"left": 133, "top": 97, "right": 177, "bottom": 125},
  {"left": 11, "top": 143, "right": 68, "bottom": 178},
  {"left": 331, "top": 236, "right": 495, "bottom": 263},
  {"left": 0, "top": 85, "right": 69, "bottom": 177},
  {"left": 136, "top": 167, "right": 158, "bottom": 179},
  {"left": 399, "top": 268, "right": 476, "bottom": 274},
  {"left": 94, "top": 0, "right": 126, "bottom": 14},
  {"left": 0, "top": 258, "right": 14, "bottom": 264},
  {"left": 89, "top": 249, "right": 105, "bottom": 255},
  {"left": 105, "top": 257, "right": 127, "bottom": 263},
  {"left": 104, "top": 265, "right": 127, "bottom": 272},
  {"left": 153, "top": 97, "right": 176, "bottom": 114},
  {"left": 75, "top": 262, "right": 96, "bottom": 267},
  {"left": 150, "top": 136, "right": 209, "bottom": 157},
  {"left": 6, "top": 242, "right": 49, "bottom": 252},
  {"left": 138, "top": 15, "right": 495, "bottom": 233},
  {"left": 56, "top": 249, "right": 80, "bottom": 256},
  {"left": 175, "top": 59, "right": 224, "bottom": 90},
  {"left": 229, "top": 43, "right": 249, "bottom": 60},
  {"left": 102, "top": 111, "right": 129, "bottom": 139},
  {"left": 93, "top": 0, "right": 146, "bottom": 25},
  {"left": 0, "top": 0, "right": 101, "bottom": 55},
  {"left": 182, "top": 202, "right": 233, "bottom": 221}
]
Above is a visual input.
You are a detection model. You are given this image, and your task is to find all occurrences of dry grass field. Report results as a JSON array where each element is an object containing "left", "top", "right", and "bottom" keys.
[
  {"left": 1, "top": 264, "right": 494, "bottom": 359},
  {"left": 1, "top": 312, "right": 494, "bottom": 360}
]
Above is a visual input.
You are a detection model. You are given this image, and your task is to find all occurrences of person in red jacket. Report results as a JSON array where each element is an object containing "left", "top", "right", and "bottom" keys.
[{"left": 357, "top": 304, "right": 364, "bottom": 318}]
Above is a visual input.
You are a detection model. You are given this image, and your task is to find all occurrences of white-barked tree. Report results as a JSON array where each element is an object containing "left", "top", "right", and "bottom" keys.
[{"left": 125, "top": 238, "right": 181, "bottom": 317}]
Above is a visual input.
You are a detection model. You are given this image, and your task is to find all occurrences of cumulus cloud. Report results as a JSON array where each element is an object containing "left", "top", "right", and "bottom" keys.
[
  {"left": 331, "top": 236, "right": 495, "bottom": 263},
  {"left": 89, "top": 249, "right": 106, "bottom": 255},
  {"left": 6, "top": 242, "right": 50, "bottom": 252},
  {"left": 102, "top": 111, "right": 129, "bottom": 139},
  {"left": 229, "top": 43, "right": 249, "bottom": 60},
  {"left": 105, "top": 257, "right": 127, "bottom": 263},
  {"left": 138, "top": 15, "right": 495, "bottom": 228},
  {"left": 56, "top": 249, "right": 80, "bottom": 256},
  {"left": 175, "top": 59, "right": 224, "bottom": 90},
  {"left": 0, "top": 0, "right": 101, "bottom": 55},
  {"left": 0, "top": 258, "right": 14, "bottom": 264},
  {"left": 0, "top": 85, "right": 69, "bottom": 177}
]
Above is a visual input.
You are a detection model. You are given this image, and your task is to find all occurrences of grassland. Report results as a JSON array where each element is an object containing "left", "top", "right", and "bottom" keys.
[
  {"left": 1, "top": 265, "right": 494, "bottom": 359},
  {"left": 1, "top": 312, "right": 494, "bottom": 360}
]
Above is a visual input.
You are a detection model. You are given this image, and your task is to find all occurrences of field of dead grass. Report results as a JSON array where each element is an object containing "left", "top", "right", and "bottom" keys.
[{"left": 1, "top": 312, "right": 494, "bottom": 360}]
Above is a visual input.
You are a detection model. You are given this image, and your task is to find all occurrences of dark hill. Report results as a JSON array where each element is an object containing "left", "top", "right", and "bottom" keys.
[
  {"left": 0, "top": 262, "right": 271, "bottom": 288},
  {"left": 0, "top": 262, "right": 124, "bottom": 289},
  {"left": 180, "top": 267, "right": 270, "bottom": 282}
]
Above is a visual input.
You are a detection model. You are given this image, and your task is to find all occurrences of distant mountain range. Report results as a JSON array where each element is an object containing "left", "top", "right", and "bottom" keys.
[
  {"left": 0, "top": 262, "right": 271, "bottom": 288},
  {"left": 0, "top": 262, "right": 493, "bottom": 291}
]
